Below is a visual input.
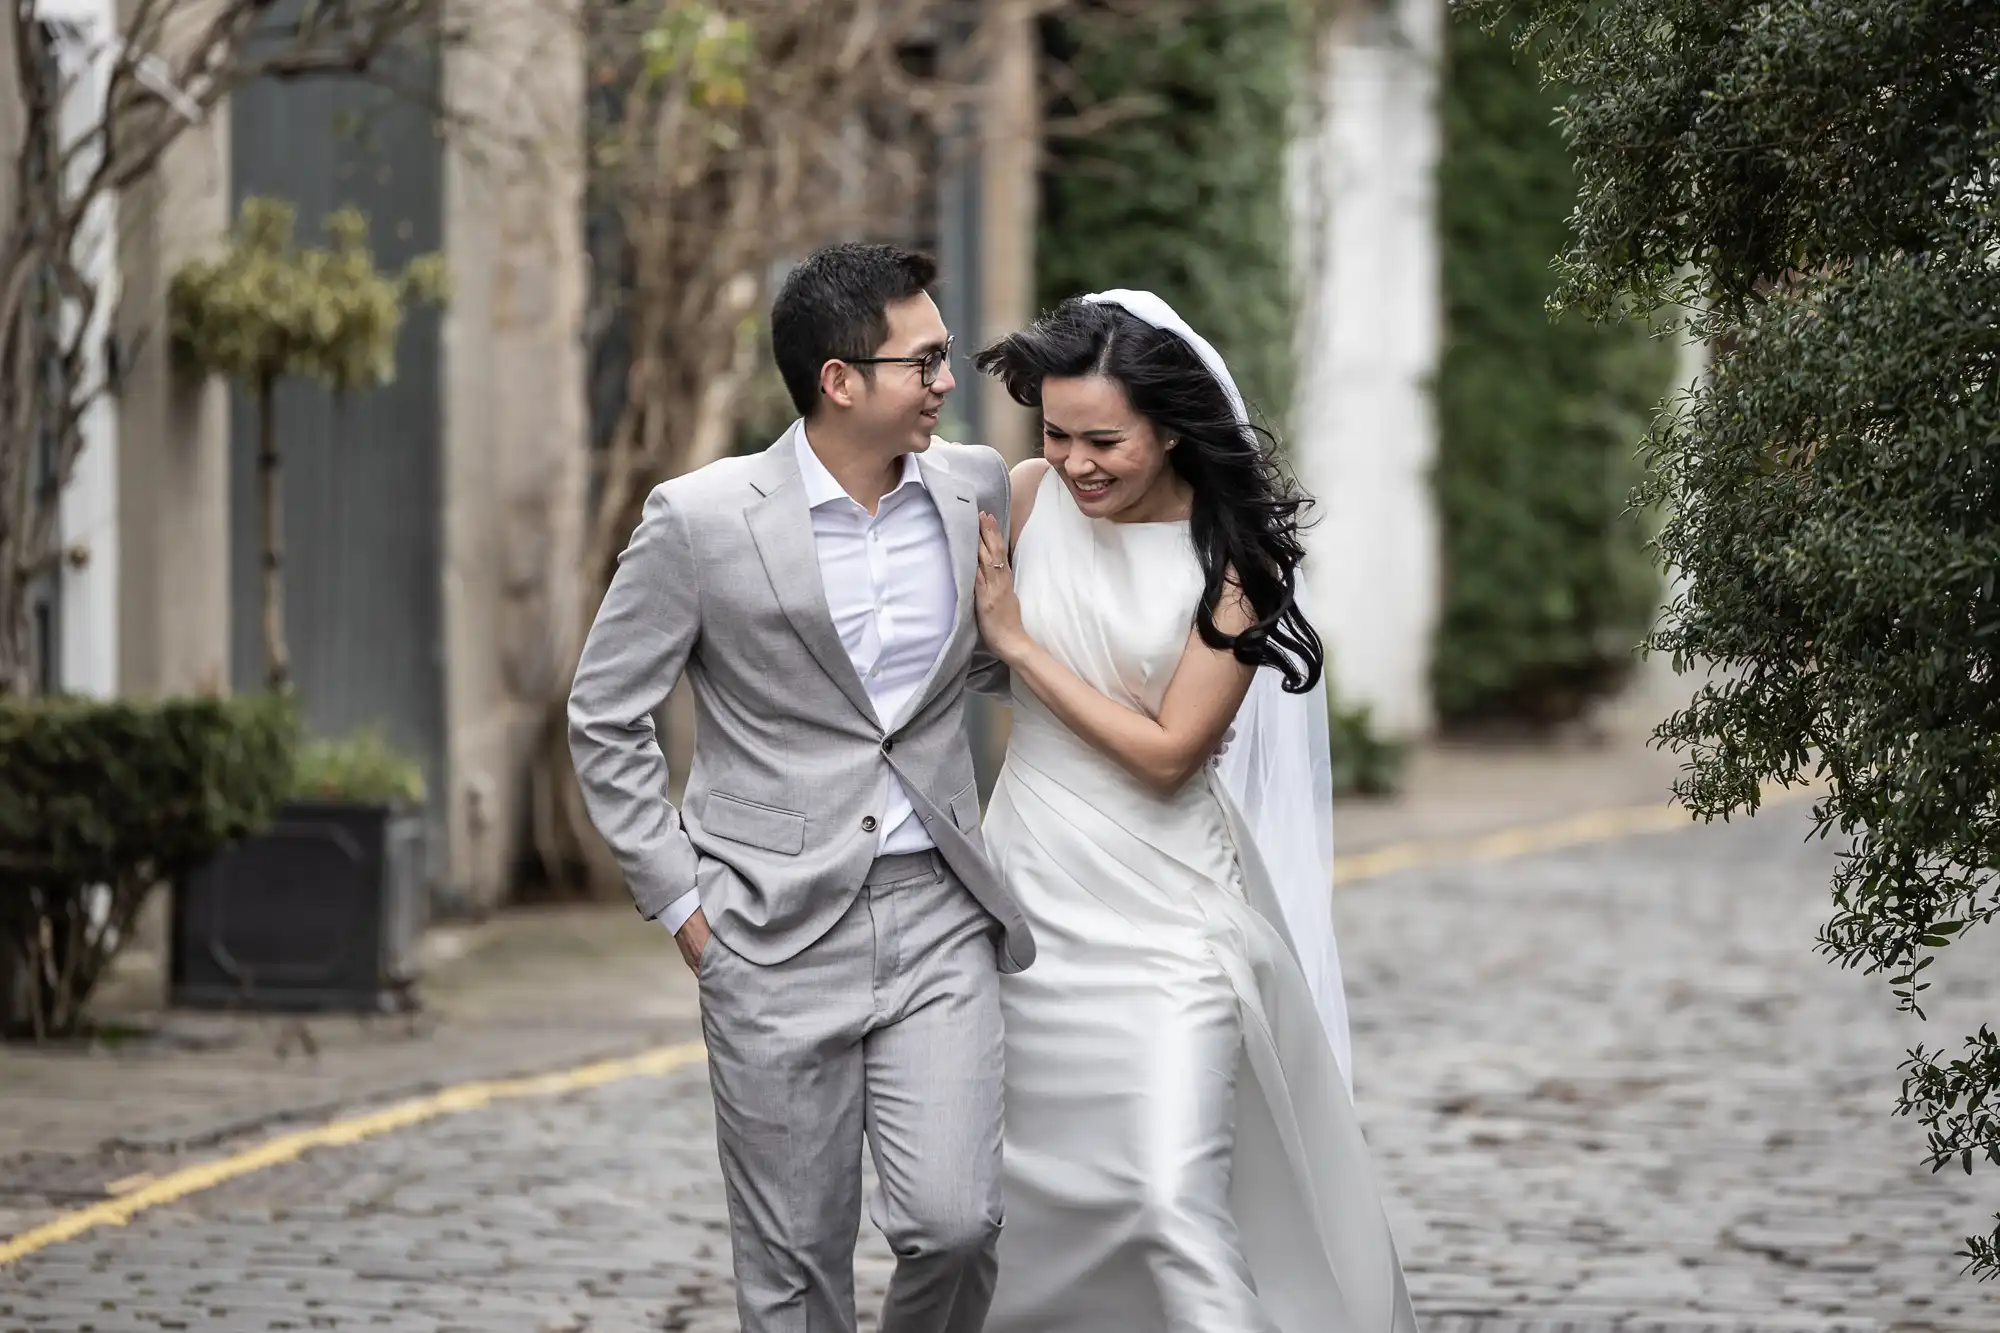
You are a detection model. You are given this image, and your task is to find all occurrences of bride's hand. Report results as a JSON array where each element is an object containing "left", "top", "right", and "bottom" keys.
[{"left": 975, "top": 513, "right": 1030, "bottom": 664}]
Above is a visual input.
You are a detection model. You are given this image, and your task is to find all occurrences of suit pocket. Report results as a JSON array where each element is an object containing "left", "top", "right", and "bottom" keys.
[
  {"left": 702, "top": 791, "right": 807, "bottom": 855},
  {"left": 949, "top": 781, "right": 982, "bottom": 833},
  {"left": 696, "top": 925, "right": 725, "bottom": 986}
]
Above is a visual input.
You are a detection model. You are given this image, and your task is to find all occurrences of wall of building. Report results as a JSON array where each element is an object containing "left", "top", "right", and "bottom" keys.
[{"left": 115, "top": 16, "right": 233, "bottom": 701}]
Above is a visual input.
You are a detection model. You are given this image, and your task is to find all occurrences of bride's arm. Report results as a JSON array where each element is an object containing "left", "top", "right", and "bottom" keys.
[{"left": 975, "top": 514, "right": 1255, "bottom": 796}]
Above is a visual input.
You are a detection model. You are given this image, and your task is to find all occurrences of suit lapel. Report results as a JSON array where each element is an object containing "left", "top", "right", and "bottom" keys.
[
  {"left": 903, "top": 451, "right": 980, "bottom": 720},
  {"left": 745, "top": 428, "right": 882, "bottom": 727}
]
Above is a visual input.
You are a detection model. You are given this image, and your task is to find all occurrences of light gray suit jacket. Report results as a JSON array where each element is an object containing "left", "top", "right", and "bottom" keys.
[{"left": 567, "top": 422, "right": 1034, "bottom": 973}]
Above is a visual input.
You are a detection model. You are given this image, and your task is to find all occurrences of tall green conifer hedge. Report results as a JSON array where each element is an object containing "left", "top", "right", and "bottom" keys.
[{"left": 1433, "top": 14, "right": 1675, "bottom": 724}]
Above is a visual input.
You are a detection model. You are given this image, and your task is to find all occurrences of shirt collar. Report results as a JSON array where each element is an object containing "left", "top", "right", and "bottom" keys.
[{"left": 796, "top": 426, "right": 927, "bottom": 511}]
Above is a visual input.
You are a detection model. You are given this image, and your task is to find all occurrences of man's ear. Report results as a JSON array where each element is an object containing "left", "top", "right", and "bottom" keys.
[{"left": 819, "top": 359, "right": 858, "bottom": 411}]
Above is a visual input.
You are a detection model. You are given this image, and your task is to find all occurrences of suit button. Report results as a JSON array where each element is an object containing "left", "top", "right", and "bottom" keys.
[
  {"left": 861, "top": 816, "right": 878, "bottom": 833},
  {"left": 882, "top": 738, "right": 895, "bottom": 754}
]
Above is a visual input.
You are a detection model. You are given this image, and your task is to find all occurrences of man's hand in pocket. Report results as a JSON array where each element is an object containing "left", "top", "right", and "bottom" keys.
[{"left": 676, "top": 909, "right": 712, "bottom": 974}]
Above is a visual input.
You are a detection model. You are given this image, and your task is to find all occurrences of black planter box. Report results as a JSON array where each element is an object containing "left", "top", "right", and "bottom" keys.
[{"left": 171, "top": 801, "right": 426, "bottom": 1013}]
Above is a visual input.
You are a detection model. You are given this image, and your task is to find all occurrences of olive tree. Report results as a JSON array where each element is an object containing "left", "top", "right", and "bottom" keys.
[
  {"left": 168, "top": 196, "right": 446, "bottom": 692},
  {"left": 1461, "top": 0, "right": 2000, "bottom": 1276}
]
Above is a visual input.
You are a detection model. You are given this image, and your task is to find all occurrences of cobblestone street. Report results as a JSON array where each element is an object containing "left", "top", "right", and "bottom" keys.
[{"left": 5, "top": 807, "right": 1998, "bottom": 1332}]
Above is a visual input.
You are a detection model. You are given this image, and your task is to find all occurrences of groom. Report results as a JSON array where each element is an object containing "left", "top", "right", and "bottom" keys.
[{"left": 568, "top": 242, "right": 1032, "bottom": 1333}]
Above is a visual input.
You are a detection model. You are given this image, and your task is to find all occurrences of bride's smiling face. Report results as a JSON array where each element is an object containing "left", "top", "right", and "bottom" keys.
[{"left": 1040, "top": 375, "right": 1188, "bottom": 523}]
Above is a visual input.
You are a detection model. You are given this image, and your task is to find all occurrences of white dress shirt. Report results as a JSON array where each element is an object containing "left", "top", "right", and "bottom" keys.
[{"left": 662, "top": 429, "right": 960, "bottom": 934}]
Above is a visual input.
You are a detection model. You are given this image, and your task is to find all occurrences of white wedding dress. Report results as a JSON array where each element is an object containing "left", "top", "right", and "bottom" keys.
[{"left": 982, "top": 469, "right": 1419, "bottom": 1332}]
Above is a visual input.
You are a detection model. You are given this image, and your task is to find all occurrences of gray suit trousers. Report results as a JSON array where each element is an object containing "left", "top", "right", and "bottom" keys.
[{"left": 698, "top": 850, "right": 1004, "bottom": 1333}]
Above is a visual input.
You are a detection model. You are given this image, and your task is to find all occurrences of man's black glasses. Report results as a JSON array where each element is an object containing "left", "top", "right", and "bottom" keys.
[{"left": 846, "top": 336, "right": 953, "bottom": 389}]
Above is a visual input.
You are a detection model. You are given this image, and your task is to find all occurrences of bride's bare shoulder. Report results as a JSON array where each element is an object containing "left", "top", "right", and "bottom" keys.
[{"left": 1008, "top": 457, "right": 1052, "bottom": 549}]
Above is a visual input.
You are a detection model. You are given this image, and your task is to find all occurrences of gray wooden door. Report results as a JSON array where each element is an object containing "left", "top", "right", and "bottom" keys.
[{"left": 228, "top": 26, "right": 446, "bottom": 880}]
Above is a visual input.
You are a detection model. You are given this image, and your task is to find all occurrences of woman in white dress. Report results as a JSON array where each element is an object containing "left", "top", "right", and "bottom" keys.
[{"left": 969, "top": 290, "right": 1419, "bottom": 1332}]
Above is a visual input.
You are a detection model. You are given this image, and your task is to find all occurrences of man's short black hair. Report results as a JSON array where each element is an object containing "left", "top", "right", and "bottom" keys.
[{"left": 771, "top": 242, "right": 938, "bottom": 417}]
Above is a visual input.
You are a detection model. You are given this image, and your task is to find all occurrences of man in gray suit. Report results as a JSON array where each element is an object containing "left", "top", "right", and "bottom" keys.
[{"left": 568, "top": 242, "right": 1031, "bottom": 1333}]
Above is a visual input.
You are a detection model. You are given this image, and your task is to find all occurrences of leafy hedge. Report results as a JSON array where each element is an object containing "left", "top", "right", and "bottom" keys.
[
  {"left": 1036, "top": 0, "right": 1296, "bottom": 428},
  {"left": 1431, "top": 13, "right": 1675, "bottom": 724},
  {"left": 1468, "top": 0, "right": 2000, "bottom": 1279},
  {"left": 1329, "top": 697, "right": 1405, "bottom": 798},
  {"left": 0, "top": 693, "right": 296, "bottom": 1039},
  {"left": 294, "top": 727, "right": 427, "bottom": 807}
]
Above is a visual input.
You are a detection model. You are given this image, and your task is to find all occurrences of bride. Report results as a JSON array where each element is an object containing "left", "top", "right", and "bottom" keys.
[{"left": 970, "top": 290, "right": 1419, "bottom": 1332}]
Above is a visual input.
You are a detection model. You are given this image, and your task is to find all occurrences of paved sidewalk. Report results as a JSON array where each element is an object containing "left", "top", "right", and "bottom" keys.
[
  {"left": 0, "top": 907, "right": 700, "bottom": 1240},
  {"left": 1336, "top": 651, "right": 1699, "bottom": 856}
]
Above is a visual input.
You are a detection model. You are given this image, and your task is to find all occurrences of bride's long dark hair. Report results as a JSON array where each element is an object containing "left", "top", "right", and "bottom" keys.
[{"left": 976, "top": 298, "right": 1325, "bottom": 694}]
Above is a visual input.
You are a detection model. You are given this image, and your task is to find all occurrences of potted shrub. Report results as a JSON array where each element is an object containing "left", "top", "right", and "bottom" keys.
[
  {"left": 0, "top": 694, "right": 295, "bottom": 1041},
  {"left": 171, "top": 729, "right": 429, "bottom": 1013},
  {"left": 164, "top": 198, "right": 445, "bottom": 1014}
]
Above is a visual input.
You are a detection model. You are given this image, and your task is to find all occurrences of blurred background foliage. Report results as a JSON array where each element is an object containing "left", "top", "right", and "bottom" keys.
[{"left": 1432, "top": 14, "right": 1675, "bottom": 727}]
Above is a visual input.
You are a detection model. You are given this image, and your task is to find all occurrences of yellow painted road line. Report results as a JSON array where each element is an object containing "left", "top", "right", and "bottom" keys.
[
  {"left": 0, "top": 1040, "right": 706, "bottom": 1268},
  {"left": 1333, "top": 775, "right": 1821, "bottom": 886}
]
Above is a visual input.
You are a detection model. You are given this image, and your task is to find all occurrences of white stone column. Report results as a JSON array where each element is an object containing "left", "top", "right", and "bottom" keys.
[
  {"left": 48, "top": 0, "right": 121, "bottom": 697},
  {"left": 439, "top": 0, "right": 588, "bottom": 907},
  {"left": 1291, "top": 0, "right": 1444, "bottom": 738}
]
